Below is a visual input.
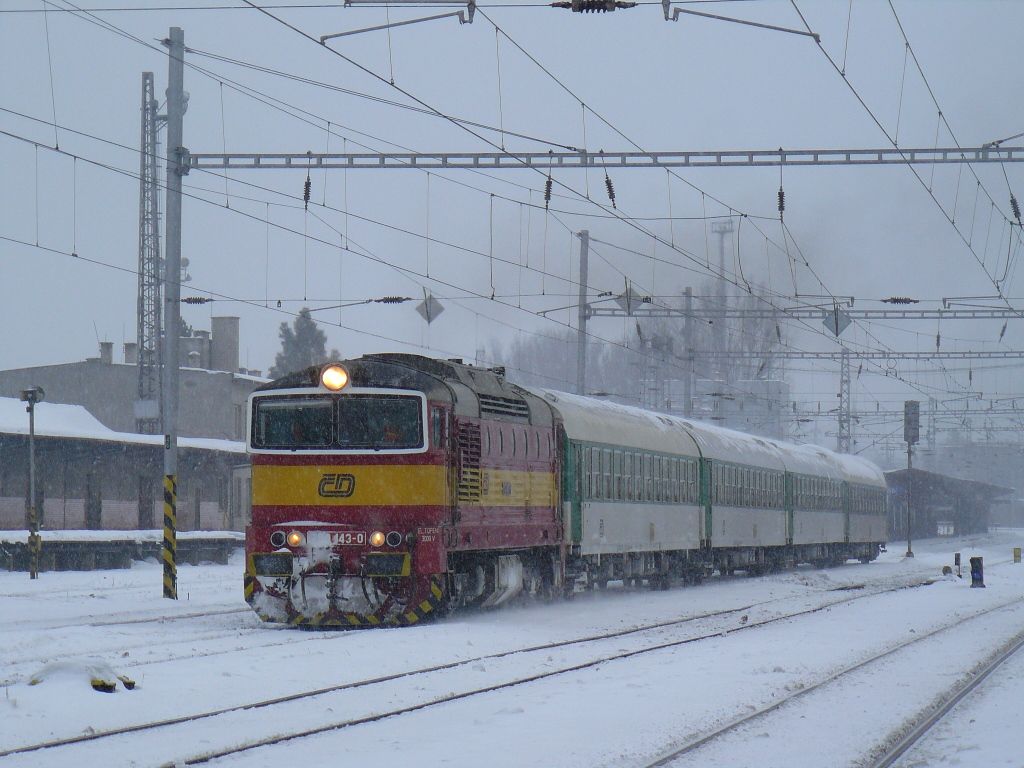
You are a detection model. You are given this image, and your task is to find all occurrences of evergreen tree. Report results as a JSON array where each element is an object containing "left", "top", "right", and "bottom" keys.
[{"left": 268, "top": 308, "right": 338, "bottom": 378}]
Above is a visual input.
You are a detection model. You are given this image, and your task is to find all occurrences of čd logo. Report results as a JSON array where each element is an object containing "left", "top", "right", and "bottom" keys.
[{"left": 318, "top": 473, "right": 356, "bottom": 498}]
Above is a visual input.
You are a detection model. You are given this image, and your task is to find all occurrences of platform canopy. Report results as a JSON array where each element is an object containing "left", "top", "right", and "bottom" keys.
[{"left": 884, "top": 468, "right": 1014, "bottom": 540}]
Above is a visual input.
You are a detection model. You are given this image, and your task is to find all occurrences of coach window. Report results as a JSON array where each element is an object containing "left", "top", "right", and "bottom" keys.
[
  {"left": 659, "top": 457, "right": 666, "bottom": 502},
  {"left": 590, "top": 447, "right": 598, "bottom": 499},
  {"left": 603, "top": 449, "right": 612, "bottom": 500},
  {"left": 612, "top": 451, "right": 621, "bottom": 500},
  {"left": 651, "top": 457, "right": 659, "bottom": 502}
]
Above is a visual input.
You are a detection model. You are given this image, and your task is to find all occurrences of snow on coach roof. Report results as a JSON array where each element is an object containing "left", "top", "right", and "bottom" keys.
[
  {"left": 530, "top": 388, "right": 885, "bottom": 481},
  {"left": 532, "top": 389, "right": 701, "bottom": 456},
  {"left": 830, "top": 451, "right": 887, "bottom": 488}
]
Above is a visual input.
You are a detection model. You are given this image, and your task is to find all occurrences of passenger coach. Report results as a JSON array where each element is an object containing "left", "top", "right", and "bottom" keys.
[{"left": 244, "top": 354, "right": 887, "bottom": 627}]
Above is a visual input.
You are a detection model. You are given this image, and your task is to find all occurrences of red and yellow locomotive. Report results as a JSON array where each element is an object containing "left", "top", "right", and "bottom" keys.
[{"left": 244, "top": 354, "right": 564, "bottom": 627}]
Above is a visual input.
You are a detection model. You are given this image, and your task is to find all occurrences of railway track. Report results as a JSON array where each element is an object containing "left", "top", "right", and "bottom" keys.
[
  {"left": 866, "top": 627, "right": 1024, "bottom": 768},
  {"left": 0, "top": 566, "right": 930, "bottom": 687},
  {"left": 2, "top": 605, "right": 251, "bottom": 634},
  {"left": 642, "top": 596, "right": 1024, "bottom": 768},
  {"left": 0, "top": 573, "right": 941, "bottom": 767}
]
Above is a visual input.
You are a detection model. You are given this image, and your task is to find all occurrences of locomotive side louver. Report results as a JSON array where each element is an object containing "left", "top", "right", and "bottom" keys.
[
  {"left": 479, "top": 395, "right": 530, "bottom": 420},
  {"left": 457, "top": 422, "right": 482, "bottom": 502}
]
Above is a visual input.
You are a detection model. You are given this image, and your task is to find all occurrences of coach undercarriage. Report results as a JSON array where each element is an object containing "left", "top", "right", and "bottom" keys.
[{"left": 571, "top": 541, "right": 883, "bottom": 590}]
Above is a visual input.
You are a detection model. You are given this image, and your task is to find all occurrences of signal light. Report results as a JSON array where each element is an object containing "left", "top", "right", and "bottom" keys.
[
  {"left": 369, "top": 531, "right": 386, "bottom": 548},
  {"left": 270, "top": 530, "right": 286, "bottom": 548},
  {"left": 286, "top": 530, "right": 305, "bottom": 547},
  {"left": 385, "top": 531, "right": 403, "bottom": 547}
]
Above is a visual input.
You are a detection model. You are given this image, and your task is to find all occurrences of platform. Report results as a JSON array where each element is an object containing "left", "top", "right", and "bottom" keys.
[{"left": 0, "top": 530, "right": 244, "bottom": 571}]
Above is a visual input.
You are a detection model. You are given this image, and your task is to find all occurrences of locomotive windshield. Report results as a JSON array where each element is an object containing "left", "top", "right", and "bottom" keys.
[
  {"left": 253, "top": 397, "right": 334, "bottom": 449},
  {"left": 252, "top": 393, "right": 424, "bottom": 451},
  {"left": 336, "top": 394, "right": 423, "bottom": 449}
]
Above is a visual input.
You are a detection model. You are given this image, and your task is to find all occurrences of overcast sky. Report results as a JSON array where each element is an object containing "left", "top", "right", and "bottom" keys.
[{"left": 2, "top": 0, "right": 1023, "bottom": 458}]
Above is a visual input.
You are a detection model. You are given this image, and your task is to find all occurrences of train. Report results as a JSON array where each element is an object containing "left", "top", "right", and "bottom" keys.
[{"left": 243, "top": 353, "right": 887, "bottom": 627}]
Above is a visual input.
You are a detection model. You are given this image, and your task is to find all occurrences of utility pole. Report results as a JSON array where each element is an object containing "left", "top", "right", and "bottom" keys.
[
  {"left": 683, "top": 286, "right": 693, "bottom": 416},
  {"left": 926, "top": 397, "right": 937, "bottom": 457},
  {"left": 710, "top": 220, "right": 733, "bottom": 380},
  {"left": 162, "top": 27, "right": 187, "bottom": 600},
  {"left": 576, "top": 230, "right": 589, "bottom": 395},
  {"left": 837, "top": 347, "right": 851, "bottom": 453}
]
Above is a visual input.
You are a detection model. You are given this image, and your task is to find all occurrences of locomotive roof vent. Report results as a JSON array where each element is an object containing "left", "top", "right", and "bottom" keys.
[{"left": 479, "top": 394, "right": 531, "bottom": 420}]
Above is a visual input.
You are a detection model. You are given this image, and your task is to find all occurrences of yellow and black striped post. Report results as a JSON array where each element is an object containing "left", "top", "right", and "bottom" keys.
[
  {"left": 27, "top": 506, "right": 41, "bottom": 580},
  {"left": 163, "top": 474, "right": 178, "bottom": 599}
]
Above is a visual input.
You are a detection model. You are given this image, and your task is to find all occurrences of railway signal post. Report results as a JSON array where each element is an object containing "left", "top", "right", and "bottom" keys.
[{"left": 904, "top": 400, "right": 920, "bottom": 558}]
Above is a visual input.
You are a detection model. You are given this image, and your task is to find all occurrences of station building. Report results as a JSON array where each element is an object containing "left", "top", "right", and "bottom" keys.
[
  {"left": 0, "top": 317, "right": 262, "bottom": 533},
  {"left": 0, "top": 397, "right": 248, "bottom": 532}
]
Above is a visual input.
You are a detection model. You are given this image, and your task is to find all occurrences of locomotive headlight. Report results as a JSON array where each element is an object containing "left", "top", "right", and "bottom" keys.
[
  {"left": 369, "top": 530, "right": 386, "bottom": 548},
  {"left": 321, "top": 365, "right": 349, "bottom": 391},
  {"left": 286, "top": 530, "right": 305, "bottom": 547}
]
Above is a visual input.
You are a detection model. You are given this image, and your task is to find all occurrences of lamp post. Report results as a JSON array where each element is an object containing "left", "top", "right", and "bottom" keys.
[{"left": 20, "top": 386, "right": 44, "bottom": 579}]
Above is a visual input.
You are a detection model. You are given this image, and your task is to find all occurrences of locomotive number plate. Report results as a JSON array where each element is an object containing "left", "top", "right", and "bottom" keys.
[{"left": 307, "top": 531, "right": 366, "bottom": 547}]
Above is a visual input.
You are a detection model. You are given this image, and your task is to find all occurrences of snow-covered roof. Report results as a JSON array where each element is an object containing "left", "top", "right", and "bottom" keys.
[
  {"left": 532, "top": 389, "right": 701, "bottom": 455},
  {"left": 831, "top": 452, "right": 887, "bottom": 487},
  {"left": 0, "top": 397, "right": 245, "bottom": 454},
  {"left": 774, "top": 442, "right": 844, "bottom": 480},
  {"left": 530, "top": 388, "right": 885, "bottom": 482},
  {"left": 676, "top": 418, "right": 788, "bottom": 470}
]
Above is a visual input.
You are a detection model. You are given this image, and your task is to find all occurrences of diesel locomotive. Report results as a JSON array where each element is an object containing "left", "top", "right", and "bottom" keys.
[{"left": 244, "top": 354, "right": 887, "bottom": 628}]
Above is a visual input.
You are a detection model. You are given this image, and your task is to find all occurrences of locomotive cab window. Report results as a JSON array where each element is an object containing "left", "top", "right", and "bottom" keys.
[
  {"left": 337, "top": 395, "right": 423, "bottom": 449},
  {"left": 253, "top": 397, "right": 333, "bottom": 449},
  {"left": 251, "top": 393, "right": 425, "bottom": 451}
]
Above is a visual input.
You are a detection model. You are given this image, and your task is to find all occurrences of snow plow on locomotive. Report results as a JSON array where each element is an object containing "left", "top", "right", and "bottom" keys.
[{"left": 244, "top": 353, "right": 888, "bottom": 628}]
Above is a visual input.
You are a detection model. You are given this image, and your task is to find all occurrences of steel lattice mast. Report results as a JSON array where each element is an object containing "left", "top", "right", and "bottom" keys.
[{"left": 137, "top": 72, "right": 164, "bottom": 434}]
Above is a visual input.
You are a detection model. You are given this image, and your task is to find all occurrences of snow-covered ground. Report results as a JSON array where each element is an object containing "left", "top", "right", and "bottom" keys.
[{"left": 2, "top": 532, "right": 1023, "bottom": 768}]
